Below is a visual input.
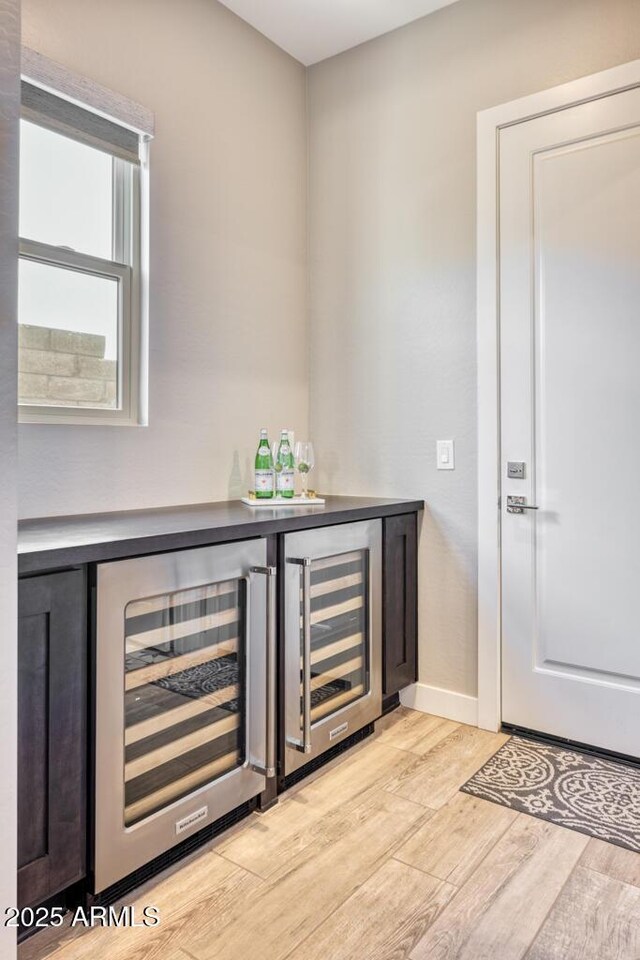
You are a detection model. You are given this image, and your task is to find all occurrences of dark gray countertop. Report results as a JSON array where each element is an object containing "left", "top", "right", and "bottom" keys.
[{"left": 18, "top": 495, "right": 424, "bottom": 574}]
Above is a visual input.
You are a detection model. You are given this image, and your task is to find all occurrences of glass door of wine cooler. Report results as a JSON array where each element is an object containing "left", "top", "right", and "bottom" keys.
[
  {"left": 283, "top": 520, "right": 382, "bottom": 776},
  {"left": 95, "top": 540, "right": 275, "bottom": 893}
]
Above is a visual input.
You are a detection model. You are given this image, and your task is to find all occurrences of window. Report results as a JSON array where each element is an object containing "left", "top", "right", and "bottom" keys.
[{"left": 18, "top": 79, "right": 148, "bottom": 424}]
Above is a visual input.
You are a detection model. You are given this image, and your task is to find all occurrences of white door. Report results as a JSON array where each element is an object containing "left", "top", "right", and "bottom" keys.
[{"left": 500, "top": 86, "right": 640, "bottom": 757}]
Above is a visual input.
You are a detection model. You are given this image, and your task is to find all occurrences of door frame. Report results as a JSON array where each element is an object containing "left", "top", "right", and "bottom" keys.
[{"left": 477, "top": 58, "right": 640, "bottom": 732}]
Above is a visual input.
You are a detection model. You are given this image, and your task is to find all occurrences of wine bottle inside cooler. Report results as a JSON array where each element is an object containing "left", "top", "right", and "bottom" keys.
[
  {"left": 254, "top": 428, "right": 274, "bottom": 498},
  {"left": 276, "top": 429, "right": 295, "bottom": 498}
]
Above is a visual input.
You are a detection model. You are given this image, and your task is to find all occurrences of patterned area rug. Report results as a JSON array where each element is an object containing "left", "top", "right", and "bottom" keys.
[{"left": 461, "top": 736, "right": 640, "bottom": 853}]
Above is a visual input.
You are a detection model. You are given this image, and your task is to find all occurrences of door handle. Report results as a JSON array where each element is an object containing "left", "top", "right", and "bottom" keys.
[
  {"left": 250, "top": 565, "right": 277, "bottom": 778},
  {"left": 506, "top": 496, "right": 539, "bottom": 514},
  {"left": 286, "top": 557, "right": 312, "bottom": 754}
]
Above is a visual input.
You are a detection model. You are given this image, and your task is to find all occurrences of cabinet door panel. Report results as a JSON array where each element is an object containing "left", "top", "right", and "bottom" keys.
[
  {"left": 17, "top": 613, "right": 49, "bottom": 870},
  {"left": 383, "top": 514, "right": 418, "bottom": 696},
  {"left": 18, "top": 570, "right": 86, "bottom": 907}
]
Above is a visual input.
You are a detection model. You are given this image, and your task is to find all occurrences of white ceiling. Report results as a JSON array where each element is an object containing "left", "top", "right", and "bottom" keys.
[{"left": 217, "top": 0, "right": 461, "bottom": 66}]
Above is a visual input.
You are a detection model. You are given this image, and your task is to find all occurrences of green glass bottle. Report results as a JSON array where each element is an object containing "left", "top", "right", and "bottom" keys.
[
  {"left": 276, "top": 429, "right": 295, "bottom": 498},
  {"left": 254, "top": 428, "right": 274, "bottom": 499}
]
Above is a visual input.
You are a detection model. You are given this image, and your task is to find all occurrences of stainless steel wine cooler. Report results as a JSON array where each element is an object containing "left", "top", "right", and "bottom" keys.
[
  {"left": 283, "top": 520, "right": 382, "bottom": 776},
  {"left": 94, "top": 540, "right": 275, "bottom": 893}
]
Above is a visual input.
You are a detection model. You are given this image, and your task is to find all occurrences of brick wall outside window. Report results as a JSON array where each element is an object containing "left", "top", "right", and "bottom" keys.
[{"left": 18, "top": 325, "right": 117, "bottom": 408}]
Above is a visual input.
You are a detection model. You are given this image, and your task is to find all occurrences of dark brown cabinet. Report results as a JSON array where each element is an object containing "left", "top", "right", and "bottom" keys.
[
  {"left": 382, "top": 513, "right": 418, "bottom": 696},
  {"left": 17, "top": 498, "right": 421, "bottom": 911},
  {"left": 18, "top": 570, "right": 87, "bottom": 908}
]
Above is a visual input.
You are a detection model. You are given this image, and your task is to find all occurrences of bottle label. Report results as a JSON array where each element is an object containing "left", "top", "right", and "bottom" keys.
[
  {"left": 255, "top": 469, "right": 274, "bottom": 493},
  {"left": 277, "top": 468, "right": 294, "bottom": 492}
]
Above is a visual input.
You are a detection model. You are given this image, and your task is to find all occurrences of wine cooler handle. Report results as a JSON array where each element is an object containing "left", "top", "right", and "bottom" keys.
[
  {"left": 250, "top": 565, "right": 277, "bottom": 778},
  {"left": 287, "top": 557, "right": 313, "bottom": 754}
]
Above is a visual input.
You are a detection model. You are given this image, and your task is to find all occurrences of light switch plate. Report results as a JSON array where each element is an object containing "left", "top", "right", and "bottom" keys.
[{"left": 437, "top": 440, "right": 455, "bottom": 470}]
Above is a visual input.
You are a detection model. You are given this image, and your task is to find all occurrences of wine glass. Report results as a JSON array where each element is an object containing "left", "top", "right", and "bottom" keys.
[{"left": 294, "top": 441, "right": 315, "bottom": 498}]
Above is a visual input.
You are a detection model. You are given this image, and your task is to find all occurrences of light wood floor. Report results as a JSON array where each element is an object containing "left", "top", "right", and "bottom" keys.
[{"left": 21, "top": 708, "right": 640, "bottom": 960}]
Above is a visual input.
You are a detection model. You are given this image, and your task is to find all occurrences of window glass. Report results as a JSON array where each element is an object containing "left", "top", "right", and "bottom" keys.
[
  {"left": 19, "top": 120, "right": 113, "bottom": 260},
  {"left": 123, "top": 579, "right": 246, "bottom": 826},
  {"left": 18, "top": 259, "right": 119, "bottom": 409}
]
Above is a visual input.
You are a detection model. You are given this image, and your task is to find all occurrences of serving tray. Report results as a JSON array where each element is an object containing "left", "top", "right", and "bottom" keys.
[{"left": 241, "top": 495, "right": 325, "bottom": 507}]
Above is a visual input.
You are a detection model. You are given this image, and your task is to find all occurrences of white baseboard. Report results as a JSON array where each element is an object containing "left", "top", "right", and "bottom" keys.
[{"left": 399, "top": 682, "right": 478, "bottom": 727}]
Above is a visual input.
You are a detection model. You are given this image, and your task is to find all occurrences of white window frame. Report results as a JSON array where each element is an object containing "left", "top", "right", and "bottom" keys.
[{"left": 19, "top": 48, "right": 153, "bottom": 426}]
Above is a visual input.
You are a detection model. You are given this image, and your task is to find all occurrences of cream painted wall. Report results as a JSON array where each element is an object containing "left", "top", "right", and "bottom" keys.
[
  {"left": 17, "top": 0, "right": 640, "bottom": 700},
  {"left": 307, "top": 0, "right": 640, "bottom": 698},
  {"left": 19, "top": 0, "right": 308, "bottom": 518},
  {"left": 0, "top": 0, "right": 19, "bottom": 955}
]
